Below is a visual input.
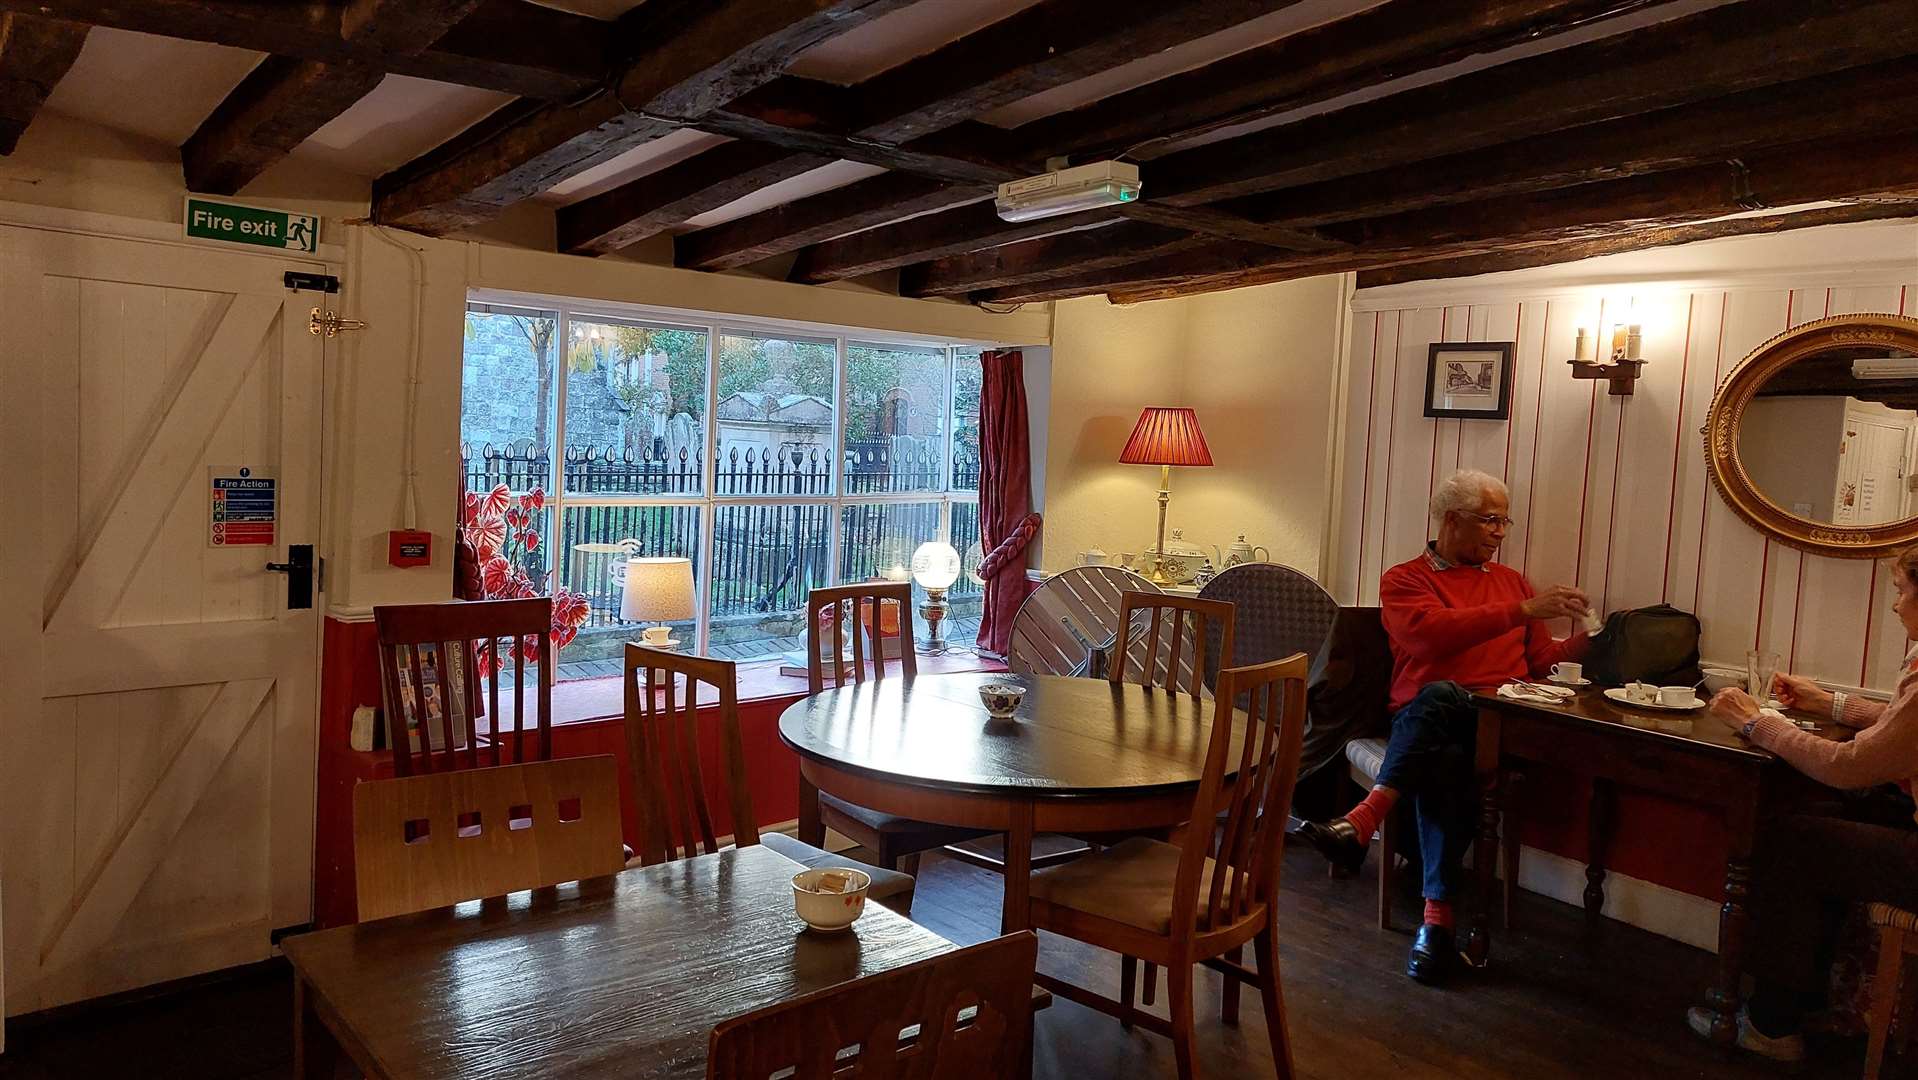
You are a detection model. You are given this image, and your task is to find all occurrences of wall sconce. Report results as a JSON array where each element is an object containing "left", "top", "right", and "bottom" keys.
[{"left": 1569, "top": 322, "right": 1646, "bottom": 396}]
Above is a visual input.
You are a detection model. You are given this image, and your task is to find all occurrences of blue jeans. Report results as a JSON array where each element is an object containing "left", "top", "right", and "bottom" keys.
[{"left": 1372, "top": 681, "right": 1479, "bottom": 903}]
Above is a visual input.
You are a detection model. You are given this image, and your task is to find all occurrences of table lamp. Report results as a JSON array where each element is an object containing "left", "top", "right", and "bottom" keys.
[
  {"left": 910, "top": 541, "right": 961, "bottom": 655},
  {"left": 1119, "top": 406, "right": 1213, "bottom": 586},
  {"left": 621, "top": 556, "right": 694, "bottom": 684}
]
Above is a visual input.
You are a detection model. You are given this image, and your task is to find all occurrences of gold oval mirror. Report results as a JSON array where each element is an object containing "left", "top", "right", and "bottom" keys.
[{"left": 1706, "top": 313, "right": 1918, "bottom": 557}]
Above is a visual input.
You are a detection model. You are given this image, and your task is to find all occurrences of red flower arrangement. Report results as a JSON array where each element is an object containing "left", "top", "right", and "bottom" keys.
[{"left": 459, "top": 484, "right": 591, "bottom": 671}]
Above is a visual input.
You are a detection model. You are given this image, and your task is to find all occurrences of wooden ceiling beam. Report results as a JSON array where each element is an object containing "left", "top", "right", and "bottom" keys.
[
  {"left": 1224, "top": 57, "right": 1918, "bottom": 229},
  {"left": 977, "top": 132, "right": 1918, "bottom": 303},
  {"left": 1002, "top": 0, "right": 1651, "bottom": 165},
  {"left": 0, "top": 12, "right": 87, "bottom": 155},
  {"left": 1147, "top": 0, "right": 1918, "bottom": 206},
  {"left": 1340, "top": 201, "right": 1918, "bottom": 293},
  {"left": 372, "top": 0, "right": 911, "bottom": 235},
  {"left": 577, "top": 0, "right": 1296, "bottom": 260},
  {"left": 845, "top": 0, "right": 1308, "bottom": 146},
  {"left": 900, "top": 222, "right": 1202, "bottom": 297},
  {"left": 788, "top": 202, "right": 1122, "bottom": 284},
  {"left": 184, "top": 1, "right": 485, "bottom": 195},
  {"left": 0, "top": 0, "right": 606, "bottom": 99},
  {"left": 674, "top": 174, "right": 987, "bottom": 272},
  {"left": 557, "top": 143, "right": 832, "bottom": 256}
]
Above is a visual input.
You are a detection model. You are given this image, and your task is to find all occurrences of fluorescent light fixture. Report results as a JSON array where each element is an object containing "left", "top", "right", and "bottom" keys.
[
  {"left": 1852, "top": 357, "right": 1918, "bottom": 380},
  {"left": 995, "top": 161, "right": 1141, "bottom": 223}
]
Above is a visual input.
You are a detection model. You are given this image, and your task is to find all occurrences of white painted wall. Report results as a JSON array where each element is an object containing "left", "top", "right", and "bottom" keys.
[
  {"left": 1037, "top": 277, "right": 1353, "bottom": 578},
  {"left": 1334, "top": 219, "right": 1918, "bottom": 691}
]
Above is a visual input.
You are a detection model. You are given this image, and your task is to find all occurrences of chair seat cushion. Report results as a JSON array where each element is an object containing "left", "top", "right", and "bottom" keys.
[
  {"left": 818, "top": 792, "right": 989, "bottom": 848},
  {"left": 1345, "top": 737, "right": 1388, "bottom": 782},
  {"left": 759, "top": 831, "right": 916, "bottom": 903},
  {"left": 1028, "top": 836, "right": 1241, "bottom": 935}
]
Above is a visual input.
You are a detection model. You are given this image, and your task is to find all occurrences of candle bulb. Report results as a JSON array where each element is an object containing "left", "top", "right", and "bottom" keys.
[
  {"left": 1626, "top": 324, "right": 1644, "bottom": 361},
  {"left": 1610, "top": 324, "right": 1629, "bottom": 361},
  {"left": 1573, "top": 327, "right": 1593, "bottom": 363}
]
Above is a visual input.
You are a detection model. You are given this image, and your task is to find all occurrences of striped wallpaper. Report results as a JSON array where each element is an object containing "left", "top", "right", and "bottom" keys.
[{"left": 1333, "top": 280, "right": 1918, "bottom": 691}]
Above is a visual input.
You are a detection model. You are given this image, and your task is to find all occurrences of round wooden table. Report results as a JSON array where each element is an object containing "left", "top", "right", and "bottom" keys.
[{"left": 778, "top": 671, "right": 1243, "bottom": 933}]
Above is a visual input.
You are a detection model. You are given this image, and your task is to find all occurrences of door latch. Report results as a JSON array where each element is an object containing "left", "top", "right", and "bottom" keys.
[
  {"left": 265, "top": 544, "right": 315, "bottom": 609},
  {"left": 309, "top": 307, "right": 366, "bottom": 337}
]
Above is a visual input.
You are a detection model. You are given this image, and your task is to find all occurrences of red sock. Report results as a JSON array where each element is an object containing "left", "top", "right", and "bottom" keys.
[
  {"left": 1343, "top": 787, "right": 1400, "bottom": 845},
  {"left": 1423, "top": 899, "right": 1454, "bottom": 929}
]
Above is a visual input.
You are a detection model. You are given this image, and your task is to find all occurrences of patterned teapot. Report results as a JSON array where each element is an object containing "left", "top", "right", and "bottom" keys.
[{"left": 1221, "top": 534, "right": 1272, "bottom": 569}]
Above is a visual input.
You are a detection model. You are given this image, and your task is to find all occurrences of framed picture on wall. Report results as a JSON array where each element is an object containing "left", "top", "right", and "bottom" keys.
[{"left": 1424, "top": 341, "right": 1516, "bottom": 420}]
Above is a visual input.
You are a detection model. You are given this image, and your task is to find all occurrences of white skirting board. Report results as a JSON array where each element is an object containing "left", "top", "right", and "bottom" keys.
[{"left": 1507, "top": 844, "right": 1723, "bottom": 953}]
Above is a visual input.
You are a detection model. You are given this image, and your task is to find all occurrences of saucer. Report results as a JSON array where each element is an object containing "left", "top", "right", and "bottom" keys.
[
  {"left": 1547, "top": 675, "right": 1593, "bottom": 687},
  {"left": 1603, "top": 687, "right": 1705, "bottom": 712}
]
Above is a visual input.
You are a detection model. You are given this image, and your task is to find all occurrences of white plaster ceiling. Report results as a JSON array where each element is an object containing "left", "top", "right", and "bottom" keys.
[
  {"left": 43, "top": 28, "right": 260, "bottom": 145},
  {"left": 298, "top": 78, "right": 516, "bottom": 177}
]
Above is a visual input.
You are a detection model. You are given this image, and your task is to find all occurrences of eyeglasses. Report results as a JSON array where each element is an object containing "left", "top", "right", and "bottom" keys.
[{"left": 1456, "top": 510, "right": 1513, "bottom": 528}]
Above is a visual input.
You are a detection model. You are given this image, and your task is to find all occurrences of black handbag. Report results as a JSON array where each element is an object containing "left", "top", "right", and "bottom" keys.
[{"left": 1583, "top": 603, "right": 1703, "bottom": 687}]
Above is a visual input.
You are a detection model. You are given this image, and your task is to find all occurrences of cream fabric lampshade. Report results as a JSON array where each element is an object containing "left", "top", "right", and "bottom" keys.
[{"left": 620, "top": 557, "right": 695, "bottom": 624}]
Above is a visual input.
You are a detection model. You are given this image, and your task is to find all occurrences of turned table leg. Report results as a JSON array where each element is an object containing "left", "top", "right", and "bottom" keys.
[
  {"left": 1585, "top": 778, "right": 1617, "bottom": 926},
  {"left": 1701, "top": 794, "right": 1761, "bottom": 1044},
  {"left": 1465, "top": 707, "right": 1504, "bottom": 968}
]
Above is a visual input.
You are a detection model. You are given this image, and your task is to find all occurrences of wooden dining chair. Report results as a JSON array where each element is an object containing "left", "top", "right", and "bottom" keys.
[
  {"left": 1110, "top": 591, "right": 1236, "bottom": 699},
  {"left": 706, "top": 931, "right": 1039, "bottom": 1079},
  {"left": 625, "top": 644, "right": 916, "bottom": 912},
  {"left": 373, "top": 597, "right": 555, "bottom": 776},
  {"left": 1106, "top": 591, "right": 1236, "bottom": 1008},
  {"left": 1866, "top": 901, "right": 1918, "bottom": 1079},
  {"left": 800, "top": 583, "right": 988, "bottom": 875},
  {"left": 352, "top": 755, "right": 626, "bottom": 922},
  {"left": 1027, "top": 653, "right": 1310, "bottom": 1080}
]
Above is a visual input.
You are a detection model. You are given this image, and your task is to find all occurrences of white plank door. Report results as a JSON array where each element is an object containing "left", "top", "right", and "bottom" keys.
[{"left": 0, "top": 225, "right": 326, "bottom": 1016}]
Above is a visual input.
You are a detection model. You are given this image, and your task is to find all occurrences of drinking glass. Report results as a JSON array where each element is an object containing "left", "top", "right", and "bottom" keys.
[{"left": 1746, "top": 649, "right": 1781, "bottom": 699}]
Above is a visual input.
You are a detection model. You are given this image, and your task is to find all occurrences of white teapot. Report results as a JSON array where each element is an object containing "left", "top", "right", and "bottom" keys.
[{"left": 1221, "top": 534, "right": 1271, "bottom": 569}]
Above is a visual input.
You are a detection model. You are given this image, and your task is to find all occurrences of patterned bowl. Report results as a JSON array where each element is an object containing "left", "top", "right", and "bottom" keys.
[
  {"left": 792, "top": 867, "right": 870, "bottom": 932},
  {"left": 978, "top": 682, "right": 1027, "bottom": 719}
]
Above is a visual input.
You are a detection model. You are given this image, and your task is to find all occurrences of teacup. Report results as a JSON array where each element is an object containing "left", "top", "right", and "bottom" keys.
[
  {"left": 1658, "top": 685, "right": 1697, "bottom": 708},
  {"left": 979, "top": 682, "right": 1026, "bottom": 719},
  {"left": 1550, "top": 662, "right": 1583, "bottom": 683},
  {"left": 792, "top": 867, "right": 870, "bottom": 933},
  {"left": 642, "top": 625, "right": 672, "bottom": 645},
  {"left": 1624, "top": 681, "right": 1658, "bottom": 705}
]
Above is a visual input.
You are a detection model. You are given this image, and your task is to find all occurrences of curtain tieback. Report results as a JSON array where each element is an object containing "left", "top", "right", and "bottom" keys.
[{"left": 979, "top": 513, "right": 1042, "bottom": 578}]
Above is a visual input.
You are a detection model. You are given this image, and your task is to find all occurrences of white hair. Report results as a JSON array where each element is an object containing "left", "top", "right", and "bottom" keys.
[{"left": 1431, "top": 469, "right": 1509, "bottom": 523}]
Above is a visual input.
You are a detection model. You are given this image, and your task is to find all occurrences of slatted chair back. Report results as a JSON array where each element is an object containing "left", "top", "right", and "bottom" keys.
[
  {"left": 374, "top": 598, "right": 555, "bottom": 776},
  {"left": 1008, "top": 566, "right": 1161, "bottom": 678},
  {"left": 1109, "top": 592, "right": 1235, "bottom": 698},
  {"left": 706, "top": 932, "right": 1038, "bottom": 1080},
  {"left": 1175, "top": 654, "right": 1310, "bottom": 938},
  {"left": 806, "top": 582, "right": 917, "bottom": 693},
  {"left": 624, "top": 644, "right": 761, "bottom": 865},
  {"left": 352, "top": 755, "right": 625, "bottom": 922}
]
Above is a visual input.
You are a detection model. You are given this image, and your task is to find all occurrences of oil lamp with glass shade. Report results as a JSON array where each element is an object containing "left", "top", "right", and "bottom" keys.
[{"left": 910, "top": 541, "right": 962, "bottom": 655}]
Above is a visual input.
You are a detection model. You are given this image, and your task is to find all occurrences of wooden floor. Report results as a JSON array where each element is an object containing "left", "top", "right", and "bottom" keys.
[{"left": 0, "top": 843, "right": 1870, "bottom": 1079}]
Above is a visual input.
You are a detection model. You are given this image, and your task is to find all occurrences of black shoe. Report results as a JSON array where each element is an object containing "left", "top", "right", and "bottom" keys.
[
  {"left": 1406, "top": 923, "right": 1456, "bottom": 986},
  {"left": 1294, "top": 817, "right": 1367, "bottom": 875}
]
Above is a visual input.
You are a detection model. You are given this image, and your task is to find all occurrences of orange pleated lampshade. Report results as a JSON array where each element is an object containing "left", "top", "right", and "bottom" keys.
[{"left": 1118, "top": 407, "right": 1213, "bottom": 467}]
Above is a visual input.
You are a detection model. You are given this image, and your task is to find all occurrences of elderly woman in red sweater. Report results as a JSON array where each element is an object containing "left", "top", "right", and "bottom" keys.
[
  {"left": 1298, "top": 468, "right": 1593, "bottom": 985},
  {"left": 1689, "top": 546, "right": 1918, "bottom": 1063}
]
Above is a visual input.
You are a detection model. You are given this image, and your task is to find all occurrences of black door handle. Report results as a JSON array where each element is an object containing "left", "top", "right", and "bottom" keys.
[{"left": 265, "top": 544, "right": 315, "bottom": 609}]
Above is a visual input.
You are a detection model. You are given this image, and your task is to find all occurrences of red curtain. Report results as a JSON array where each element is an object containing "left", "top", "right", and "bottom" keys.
[{"left": 975, "top": 349, "right": 1041, "bottom": 657}]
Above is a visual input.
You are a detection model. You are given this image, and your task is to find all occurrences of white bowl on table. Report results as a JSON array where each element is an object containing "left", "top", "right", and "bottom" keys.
[{"left": 792, "top": 867, "right": 871, "bottom": 933}]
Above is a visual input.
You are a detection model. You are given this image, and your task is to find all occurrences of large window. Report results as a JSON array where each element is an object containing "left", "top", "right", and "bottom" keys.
[{"left": 461, "top": 298, "right": 990, "bottom": 678}]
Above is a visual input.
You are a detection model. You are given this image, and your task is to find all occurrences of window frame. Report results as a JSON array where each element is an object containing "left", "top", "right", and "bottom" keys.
[{"left": 464, "top": 291, "right": 997, "bottom": 667}]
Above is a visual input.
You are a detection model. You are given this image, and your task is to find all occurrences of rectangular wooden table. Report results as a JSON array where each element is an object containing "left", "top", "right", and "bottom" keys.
[
  {"left": 282, "top": 845, "right": 960, "bottom": 1079},
  {"left": 1467, "top": 687, "right": 1841, "bottom": 1045}
]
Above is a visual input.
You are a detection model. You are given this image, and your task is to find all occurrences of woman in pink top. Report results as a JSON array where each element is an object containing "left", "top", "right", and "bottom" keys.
[{"left": 1688, "top": 545, "right": 1918, "bottom": 1063}]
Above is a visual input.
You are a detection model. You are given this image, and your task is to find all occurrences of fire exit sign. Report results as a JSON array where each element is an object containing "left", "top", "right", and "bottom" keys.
[{"left": 183, "top": 196, "right": 319, "bottom": 253}]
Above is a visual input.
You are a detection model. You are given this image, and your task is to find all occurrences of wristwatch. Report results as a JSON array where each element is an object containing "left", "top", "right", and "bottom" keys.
[{"left": 1740, "top": 716, "right": 1760, "bottom": 739}]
